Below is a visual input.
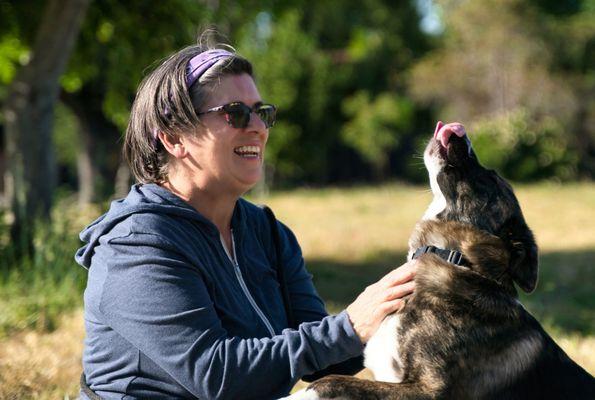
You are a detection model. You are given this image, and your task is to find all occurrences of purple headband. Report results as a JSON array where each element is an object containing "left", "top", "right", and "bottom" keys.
[
  {"left": 152, "top": 49, "right": 234, "bottom": 142},
  {"left": 185, "top": 49, "right": 234, "bottom": 89}
]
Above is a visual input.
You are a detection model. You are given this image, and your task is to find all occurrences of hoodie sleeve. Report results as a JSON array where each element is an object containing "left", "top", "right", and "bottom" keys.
[
  {"left": 276, "top": 220, "right": 329, "bottom": 324},
  {"left": 97, "top": 231, "right": 363, "bottom": 400},
  {"left": 277, "top": 221, "right": 365, "bottom": 380}
]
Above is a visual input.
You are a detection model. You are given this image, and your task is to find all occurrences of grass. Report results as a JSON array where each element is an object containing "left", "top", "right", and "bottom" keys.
[
  {"left": 0, "top": 311, "right": 84, "bottom": 400},
  {"left": 0, "top": 201, "right": 98, "bottom": 339},
  {"left": 0, "top": 182, "right": 593, "bottom": 398},
  {"left": 263, "top": 182, "right": 595, "bottom": 372}
]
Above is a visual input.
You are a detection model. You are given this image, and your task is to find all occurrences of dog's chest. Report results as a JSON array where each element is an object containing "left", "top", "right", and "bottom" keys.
[{"left": 363, "top": 314, "right": 404, "bottom": 383}]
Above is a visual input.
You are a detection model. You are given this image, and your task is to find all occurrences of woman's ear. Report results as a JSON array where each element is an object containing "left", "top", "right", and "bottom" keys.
[{"left": 158, "top": 132, "right": 187, "bottom": 159}]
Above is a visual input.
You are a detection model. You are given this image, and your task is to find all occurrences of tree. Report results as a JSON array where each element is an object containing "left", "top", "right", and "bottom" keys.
[
  {"left": 3, "top": 0, "right": 90, "bottom": 247},
  {"left": 59, "top": 0, "right": 271, "bottom": 200},
  {"left": 408, "top": 0, "right": 590, "bottom": 180},
  {"left": 238, "top": 1, "right": 429, "bottom": 185}
]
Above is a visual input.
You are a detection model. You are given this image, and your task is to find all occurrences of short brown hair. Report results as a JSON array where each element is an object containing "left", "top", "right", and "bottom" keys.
[{"left": 123, "top": 43, "right": 253, "bottom": 184}]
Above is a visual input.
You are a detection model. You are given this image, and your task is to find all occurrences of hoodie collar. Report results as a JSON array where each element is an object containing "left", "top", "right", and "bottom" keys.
[{"left": 75, "top": 183, "right": 247, "bottom": 269}]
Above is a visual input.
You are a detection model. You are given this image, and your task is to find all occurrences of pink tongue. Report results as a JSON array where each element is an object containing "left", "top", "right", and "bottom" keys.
[
  {"left": 434, "top": 121, "right": 467, "bottom": 148},
  {"left": 433, "top": 121, "right": 444, "bottom": 139}
]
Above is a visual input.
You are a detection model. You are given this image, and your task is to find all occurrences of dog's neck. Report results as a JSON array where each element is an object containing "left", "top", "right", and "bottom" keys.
[{"left": 409, "top": 220, "right": 517, "bottom": 295}]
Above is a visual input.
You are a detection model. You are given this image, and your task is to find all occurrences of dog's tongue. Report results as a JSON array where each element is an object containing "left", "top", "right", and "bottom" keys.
[{"left": 434, "top": 121, "right": 467, "bottom": 148}]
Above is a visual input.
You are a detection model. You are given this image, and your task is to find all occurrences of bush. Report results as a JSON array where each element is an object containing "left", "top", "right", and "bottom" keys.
[{"left": 470, "top": 109, "right": 579, "bottom": 181}]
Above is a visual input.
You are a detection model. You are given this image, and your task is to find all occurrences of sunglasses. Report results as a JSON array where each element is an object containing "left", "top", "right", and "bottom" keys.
[{"left": 197, "top": 102, "right": 277, "bottom": 129}]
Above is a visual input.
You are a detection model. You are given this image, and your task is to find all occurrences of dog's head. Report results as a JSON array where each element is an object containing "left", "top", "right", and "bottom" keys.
[{"left": 413, "top": 122, "right": 538, "bottom": 293}]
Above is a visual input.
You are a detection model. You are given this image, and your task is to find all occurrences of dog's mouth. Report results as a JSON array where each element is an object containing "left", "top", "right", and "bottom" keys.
[
  {"left": 426, "top": 125, "right": 475, "bottom": 167},
  {"left": 422, "top": 123, "right": 482, "bottom": 222}
]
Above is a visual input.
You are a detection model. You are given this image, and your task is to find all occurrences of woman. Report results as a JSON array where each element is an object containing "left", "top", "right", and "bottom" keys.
[{"left": 76, "top": 42, "right": 416, "bottom": 399}]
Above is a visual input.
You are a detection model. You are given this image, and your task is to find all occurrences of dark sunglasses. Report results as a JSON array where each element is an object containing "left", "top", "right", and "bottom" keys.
[{"left": 197, "top": 102, "right": 277, "bottom": 129}]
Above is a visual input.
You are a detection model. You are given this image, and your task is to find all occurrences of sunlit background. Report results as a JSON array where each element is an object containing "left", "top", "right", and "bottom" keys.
[{"left": 0, "top": 0, "right": 593, "bottom": 398}]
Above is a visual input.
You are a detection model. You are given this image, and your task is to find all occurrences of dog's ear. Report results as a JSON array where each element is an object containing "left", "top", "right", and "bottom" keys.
[{"left": 501, "top": 215, "right": 539, "bottom": 293}]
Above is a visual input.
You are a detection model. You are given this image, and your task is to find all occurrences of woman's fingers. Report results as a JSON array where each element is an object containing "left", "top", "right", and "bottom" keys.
[
  {"left": 380, "top": 260, "right": 417, "bottom": 286},
  {"left": 384, "top": 280, "right": 415, "bottom": 301},
  {"left": 379, "top": 297, "right": 407, "bottom": 315},
  {"left": 346, "top": 260, "right": 417, "bottom": 343}
]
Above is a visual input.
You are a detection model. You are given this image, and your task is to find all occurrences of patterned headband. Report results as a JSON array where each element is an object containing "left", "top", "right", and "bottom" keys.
[{"left": 185, "top": 49, "right": 234, "bottom": 89}]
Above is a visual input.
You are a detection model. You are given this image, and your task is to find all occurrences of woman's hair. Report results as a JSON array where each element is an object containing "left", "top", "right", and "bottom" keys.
[{"left": 124, "top": 39, "right": 253, "bottom": 184}]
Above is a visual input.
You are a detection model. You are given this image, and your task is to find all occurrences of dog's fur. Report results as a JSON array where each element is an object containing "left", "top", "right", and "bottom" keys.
[{"left": 285, "top": 133, "right": 595, "bottom": 399}]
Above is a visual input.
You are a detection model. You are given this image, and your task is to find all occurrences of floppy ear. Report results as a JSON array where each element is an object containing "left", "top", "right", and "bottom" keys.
[{"left": 502, "top": 216, "right": 539, "bottom": 293}]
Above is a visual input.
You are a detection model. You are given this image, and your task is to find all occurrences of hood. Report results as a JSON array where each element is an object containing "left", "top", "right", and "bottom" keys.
[{"left": 75, "top": 184, "right": 218, "bottom": 270}]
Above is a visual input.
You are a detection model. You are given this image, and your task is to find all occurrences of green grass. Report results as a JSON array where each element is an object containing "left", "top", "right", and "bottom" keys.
[
  {"left": 261, "top": 182, "right": 595, "bottom": 337},
  {"left": 0, "top": 201, "right": 96, "bottom": 338},
  {"left": 520, "top": 249, "right": 595, "bottom": 335}
]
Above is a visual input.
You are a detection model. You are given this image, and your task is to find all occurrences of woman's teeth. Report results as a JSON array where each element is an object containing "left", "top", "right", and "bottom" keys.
[{"left": 234, "top": 145, "right": 260, "bottom": 158}]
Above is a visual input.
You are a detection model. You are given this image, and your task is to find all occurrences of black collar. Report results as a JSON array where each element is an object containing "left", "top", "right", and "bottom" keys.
[{"left": 412, "top": 245, "right": 470, "bottom": 267}]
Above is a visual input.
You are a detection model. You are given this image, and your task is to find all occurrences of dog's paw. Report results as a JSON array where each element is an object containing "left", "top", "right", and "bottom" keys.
[{"left": 278, "top": 388, "right": 321, "bottom": 400}]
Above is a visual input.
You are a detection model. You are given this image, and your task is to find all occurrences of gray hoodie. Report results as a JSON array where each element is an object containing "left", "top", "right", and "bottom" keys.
[{"left": 76, "top": 184, "right": 363, "bottom": 399}]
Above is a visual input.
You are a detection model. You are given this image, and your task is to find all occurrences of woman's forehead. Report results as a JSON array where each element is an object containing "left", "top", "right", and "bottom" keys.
[{"left": 206, "top": 73, "right": 262, "bottom": 107}]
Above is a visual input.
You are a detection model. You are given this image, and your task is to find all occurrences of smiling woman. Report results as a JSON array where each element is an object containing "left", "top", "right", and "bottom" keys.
[
  {"left": 75, "top": 32, "right": 416, "bottom": 400},
  {"left": 158, "top": 72, "right": 271, "bottom": 229}
]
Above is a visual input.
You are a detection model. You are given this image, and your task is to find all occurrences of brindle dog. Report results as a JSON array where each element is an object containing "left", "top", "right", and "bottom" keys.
[{"left": 285, "top": 130, "right": 595, "bottom": 399}]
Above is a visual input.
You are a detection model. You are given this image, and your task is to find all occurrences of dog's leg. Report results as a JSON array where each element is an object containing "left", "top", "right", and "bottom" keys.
[{"left": 283, "top": 375, "right": 433, "bottom": 400}]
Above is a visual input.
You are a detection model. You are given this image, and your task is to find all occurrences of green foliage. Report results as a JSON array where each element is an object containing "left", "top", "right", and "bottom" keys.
[
  {"left": 413, "top": 0, "right": 561, "bottom": 119},
  {"left": 251, "top": 1, "right": 431, "bottom": 184},
  {"left": 67, "top": 0, "right": 209, "bottom": 131},
  {"left": 0, "top": 35, "right": 27, "bottom": 85},
  {"left": 347, "top": 27, "right": 384, "bottom": 62},
  {"left": 53, "top": 103, "right": 80, "bottom": 166},
  {"left": 238, "top": 10, "right": 322, "bottom": 178},
  {"left": 471, "top": 109, "right": 579, "bottom": 181},
  {"left": 410, "top": 0, "right": 592, "bottom": 181},
  {"left": 342, "top": 91, "right": 414, "bottom": 173},
  {"left": 1, "top": 0, "right": 593, "bottom": 192}
]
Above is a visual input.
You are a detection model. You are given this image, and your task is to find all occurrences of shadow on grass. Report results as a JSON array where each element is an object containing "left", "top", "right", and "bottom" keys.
[
  {"left": 306, "top": 248, "right": 594, "bottom": 336},
  {"left": 520, "top": 249, "right": 594, "bottom": 335}
]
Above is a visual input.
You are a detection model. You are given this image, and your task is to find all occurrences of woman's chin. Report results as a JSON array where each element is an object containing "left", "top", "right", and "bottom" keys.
[{"left": 234, "top": 174, "right": 263, "bottom": 193}]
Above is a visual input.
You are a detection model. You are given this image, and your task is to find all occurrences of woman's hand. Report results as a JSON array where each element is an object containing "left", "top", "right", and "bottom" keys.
[{"left": 346, "top": 260, "right": 417, "bottom": 343}]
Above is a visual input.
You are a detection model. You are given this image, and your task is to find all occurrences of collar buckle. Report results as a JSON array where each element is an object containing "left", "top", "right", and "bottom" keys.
[{"left": 413, "top": 245, "right": 468, "bottom": 267}]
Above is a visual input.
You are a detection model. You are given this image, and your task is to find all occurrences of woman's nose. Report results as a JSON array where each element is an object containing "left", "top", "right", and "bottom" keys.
[{"left": 247, "top": 111, "right": 268, "bottom": 133}]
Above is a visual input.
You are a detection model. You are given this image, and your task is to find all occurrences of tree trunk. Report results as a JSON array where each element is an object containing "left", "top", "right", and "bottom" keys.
[
  {"left": 3, "top": 0, "right": 90, "bottom": 247},
  {"left": 114, "top": 160, "right": 132, "bottom": 199},
  {"left": 0, "top": 126, "right": 5, "bottom": 201},
  {"left": 62, "top": 88, "right": 122, "bottom": 205},
  {"left": 76, "top": 121, "right": 97, "bottom": 205}
]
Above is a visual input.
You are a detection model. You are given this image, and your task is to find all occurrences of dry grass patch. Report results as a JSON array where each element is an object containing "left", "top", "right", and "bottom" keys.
[
  {"left": 0, "top": 311, "right": 84, "bottom": 400},
  {"left": 262, "top": 184, "right": 430, "bottom": 261},
  {"left": 555, "top": 334, "right": 595, "bottom": 373},
  {"left": 263, "top": 182, "right": 595, "bottom": 256}
]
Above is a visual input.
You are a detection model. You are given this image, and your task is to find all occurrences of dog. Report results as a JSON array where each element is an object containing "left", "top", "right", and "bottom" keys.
[{"left": 285, "top": 126, "right": 595, "bottom": 399}]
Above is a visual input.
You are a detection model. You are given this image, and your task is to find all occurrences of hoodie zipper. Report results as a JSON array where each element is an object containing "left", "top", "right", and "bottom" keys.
[{"left": 220, "top": 230, "right": 276, "bottom": 337}]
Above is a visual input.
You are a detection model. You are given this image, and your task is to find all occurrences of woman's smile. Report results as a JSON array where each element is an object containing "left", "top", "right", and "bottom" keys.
[{"left": 233, "top": 144, "right": 263, "bottom": 160}]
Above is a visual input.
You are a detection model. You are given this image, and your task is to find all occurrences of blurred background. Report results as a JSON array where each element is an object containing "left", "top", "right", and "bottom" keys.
[{"left": 0, "top": 0, "right": 593, "bottom": 398}]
